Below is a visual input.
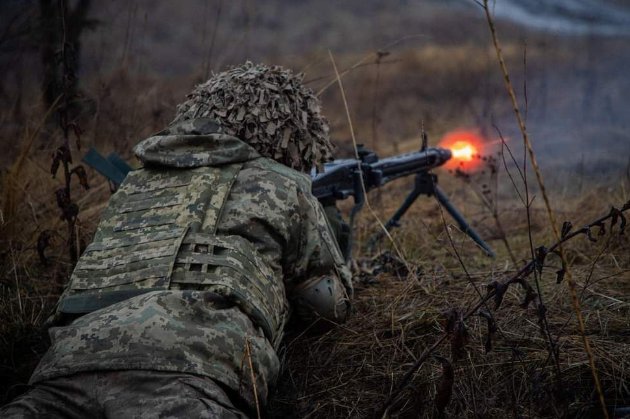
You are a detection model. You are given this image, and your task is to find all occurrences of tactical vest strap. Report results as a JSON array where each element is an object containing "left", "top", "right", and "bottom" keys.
[{"left": 58, "top": 288, "right": 166, "bottom": 314}]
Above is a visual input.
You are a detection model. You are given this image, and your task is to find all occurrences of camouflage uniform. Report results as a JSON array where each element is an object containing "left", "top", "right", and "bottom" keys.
[
  {"left": 1, "top": 371, "right": 245, "bottom": 418},
  {"left": 2, "top": 113, "right": 352, "bottom": 416}
]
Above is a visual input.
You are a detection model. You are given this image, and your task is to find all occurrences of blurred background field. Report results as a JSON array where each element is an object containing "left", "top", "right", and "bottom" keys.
[{"left": 1, "top": 1, "right": 629, "bottom": 417}]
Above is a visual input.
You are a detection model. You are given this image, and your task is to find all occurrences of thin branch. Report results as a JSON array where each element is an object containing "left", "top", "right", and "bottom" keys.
[
  {"left": 245, "top": 339, "right": 261, "bottom": 419},
  {"left": 380, "top": 201, "right": 629, "bottom": 415},
  {"left": 481, "top": 1, "right": 609, "bottom": 416},
  {"left": 328, "top": 50, "right": 410, "bottom": 270},
  {"left": 316, "top": 34, "right": 428, "bottom": 96},
  {"left": 203, "top": 0, "right": 223, "bottom": 79},
  {"left": 494, "top": 126, "right": 525, "bottom": 207}
]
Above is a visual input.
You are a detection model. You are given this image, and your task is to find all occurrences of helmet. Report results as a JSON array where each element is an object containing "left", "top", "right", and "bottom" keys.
[{"left": 173, "top": 62, "right": 335, "bottom": 172}]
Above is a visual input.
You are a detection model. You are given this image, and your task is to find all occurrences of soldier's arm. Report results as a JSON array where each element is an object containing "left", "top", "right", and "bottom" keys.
[
  {"left": 322, "top": 203, "right": 352, "bottom": 262},
  {"left": 285, "top": 188, "right": 353, "bottom": 325}
]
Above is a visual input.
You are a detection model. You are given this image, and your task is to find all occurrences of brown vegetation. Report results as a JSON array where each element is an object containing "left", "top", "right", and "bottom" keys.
[{"left": 1, "top": 2, "right": 630, "bottom": 417}]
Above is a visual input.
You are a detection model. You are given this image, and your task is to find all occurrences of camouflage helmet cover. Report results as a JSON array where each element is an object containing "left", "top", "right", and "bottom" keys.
[{"left": 174, "top": 62, "right": 335, "bottom": 172}]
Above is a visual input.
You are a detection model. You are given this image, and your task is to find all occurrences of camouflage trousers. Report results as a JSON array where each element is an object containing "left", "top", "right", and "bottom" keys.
[{"left": 0, "top": 370, "right": 247, "bottom": 418}]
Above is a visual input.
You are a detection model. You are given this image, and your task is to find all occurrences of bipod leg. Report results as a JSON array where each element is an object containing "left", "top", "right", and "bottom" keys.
[
  {"left": 433, "top": 186, "right": 495, "bottom": 257},
  {"left": 367, "top": 172, "right": 433, "bottom": 250}
]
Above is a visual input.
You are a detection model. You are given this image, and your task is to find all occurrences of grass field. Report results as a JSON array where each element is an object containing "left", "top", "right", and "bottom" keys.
[{"left": 1, "top": 2, "right": 629, "bottom": 417}]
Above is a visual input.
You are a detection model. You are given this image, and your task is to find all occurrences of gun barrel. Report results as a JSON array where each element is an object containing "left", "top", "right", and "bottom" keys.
[
  {"left": 311, "top": 145, "right": 494, "bottom": 258},
  {"left": 373, "top": 148, "right": 452, "bottom": 184},
  {"left": 311, "top": 147, "right": 452, "bottom": 201}
]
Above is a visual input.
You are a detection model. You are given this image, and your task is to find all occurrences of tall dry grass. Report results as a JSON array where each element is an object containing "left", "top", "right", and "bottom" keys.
[{"left": 0, "top": 31, "right": 629, "bottom": 418}]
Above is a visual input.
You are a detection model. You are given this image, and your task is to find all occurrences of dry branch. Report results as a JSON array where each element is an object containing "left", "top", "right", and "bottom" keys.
[{"left": 380, "top": 201, "right": 629, "bottom": 416}]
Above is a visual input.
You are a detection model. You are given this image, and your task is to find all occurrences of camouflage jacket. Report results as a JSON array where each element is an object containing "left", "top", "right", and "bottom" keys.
[{"left": 30, "top": 118, "right": 352, "bottom": 408}]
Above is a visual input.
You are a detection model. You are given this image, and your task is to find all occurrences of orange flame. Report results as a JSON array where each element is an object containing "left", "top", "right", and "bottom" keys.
[
  {"left": 451, "top": 140, "right": 477, "bottom": 161},
  {"left": 439, "top": 130, "right": 484, "bottom": 170}
]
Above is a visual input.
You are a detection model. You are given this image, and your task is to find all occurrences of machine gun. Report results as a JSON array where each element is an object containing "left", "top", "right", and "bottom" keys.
[
  {"left": 312, "top": 144, "right": 495, "bottom": 258},
  {"left": 83, "top": 143, "right": 495, "bottom": 258}
]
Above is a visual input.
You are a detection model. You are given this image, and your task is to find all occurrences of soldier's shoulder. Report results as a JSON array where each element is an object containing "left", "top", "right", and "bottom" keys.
[{"left": 246, "top": 158, "right": 312, "bottom": 191}]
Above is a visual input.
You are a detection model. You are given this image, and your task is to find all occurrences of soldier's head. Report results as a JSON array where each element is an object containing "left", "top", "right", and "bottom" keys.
[{"left": 173, "top": 62, "right": 334, "bottom": 173}]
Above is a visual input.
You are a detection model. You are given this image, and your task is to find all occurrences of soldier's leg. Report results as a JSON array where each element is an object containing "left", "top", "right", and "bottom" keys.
[
  {"left": 0, "top": 373, "right": 97, "bottom": 418},
  {"left": 99, "top": 370, "right": 248, "bottom": 419}
]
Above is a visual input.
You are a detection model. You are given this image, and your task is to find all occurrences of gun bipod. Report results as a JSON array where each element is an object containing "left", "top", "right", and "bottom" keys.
[{"left": 367, "top": 171, "right": 495, "bottom": 257}]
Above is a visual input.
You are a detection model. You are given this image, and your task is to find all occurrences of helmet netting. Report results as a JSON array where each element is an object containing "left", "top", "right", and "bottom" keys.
[{"left": 174, "top": 62, "right": 334, "bottom": 172}]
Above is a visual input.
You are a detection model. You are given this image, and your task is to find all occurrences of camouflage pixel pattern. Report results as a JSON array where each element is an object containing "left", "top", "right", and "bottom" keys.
[
  {"left": 31, "top": 117, "right": 352, "bottom": 411},
  {"left": 173, "top": 62, "right": 335, "bottom": 172},
  {"left": 135, "top": 118, "right": 261, "bottom": 168},
  {"left": 1, "top": 370, "right": 246, "bottom": 418},
  {"left": 62, "top": 162, "right": 241, "bottom": 294},
  {"left": 58, "top": 149, "right": 287, "bottom": 346}
]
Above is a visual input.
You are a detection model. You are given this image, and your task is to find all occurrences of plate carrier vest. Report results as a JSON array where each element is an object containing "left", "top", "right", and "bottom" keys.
[{"left": 57, "top": 163, "right": 287, "bottom": 347}]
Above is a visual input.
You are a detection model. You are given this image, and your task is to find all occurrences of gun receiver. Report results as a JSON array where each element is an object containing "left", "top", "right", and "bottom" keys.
[{"left": 311, "top": 145, "right": 495, "bottom": 258}]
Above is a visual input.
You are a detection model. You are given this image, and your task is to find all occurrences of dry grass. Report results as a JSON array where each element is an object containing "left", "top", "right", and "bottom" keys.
[
  {"left": 1, "top": 34, "right": 629, "bottom": 418},
  {"left": 269, "top": 183, "right": 630, "bottom": 418}
]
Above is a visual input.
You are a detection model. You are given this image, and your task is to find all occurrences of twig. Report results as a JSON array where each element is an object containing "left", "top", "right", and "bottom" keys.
[
  {"left": 380, "top": 201, "right": 629, "bottom": 415},
  {"left": 481, "top": 2, "right": 609, "bottom": 416},
  {"left": 510, "top": 35, "right": 562, "bottom": 386},
  {"left": 10, "top": 244, "right": 23, "bottom": 316},
  {"left": 423, "top": 174, "right": 528, "bottom": 413},
  {"left": 120, "top": 1, "right": 137, "bottom": 68},
  {"left": 380, "top": 334, "right": 449, "bottom": 418},
  {"left": 328, "top": 50, "right": 410, "bottom": 271},
  {"left": 494, "top": 126, "right": 525, "bottom": 207},
  {"left": 456, "top": 154, "right": 518, "bottom": 265},
  {"left": 199, "top": 0, "right": 210, "bottom": 76},
  {"left": 59, "top": 0, "right": 78, "bottom": 263},
  {"left": 371, "top": 52, "right": 386, "bottom": 152},
  {"left": 304, "top": 59, "right": 400, "bottom": 86},
  {"left": 203, "top": 0, "right": 222, "bottom": 79},
  {"left": 2, "top": 95, "right": 61, "bottom": 235},
  {"left": 244, "top": 339, "right": 261, "bottom": 419},
  {"left": 316, "top": 35, "right": 428, "bottom": 96},
  {"left": 523, "top": 41, "right": 528, "bottom": 123}
]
